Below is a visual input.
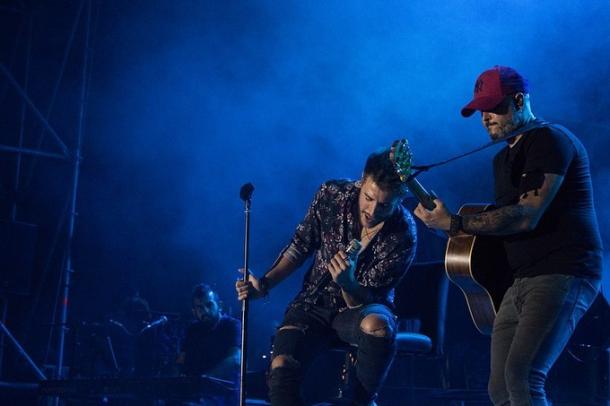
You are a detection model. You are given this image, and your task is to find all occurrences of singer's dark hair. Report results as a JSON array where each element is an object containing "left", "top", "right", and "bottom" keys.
[
  {"left": 363, "top": 148, "right": 407, "bottom": 195},
  {"left": 192, "top": 283, "right": 220, "bottom": 303}
]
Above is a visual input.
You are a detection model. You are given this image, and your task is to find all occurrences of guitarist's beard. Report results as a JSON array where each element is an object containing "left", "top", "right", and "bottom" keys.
[
  {"left": 486, "top": 119, "right": 521, "bottom": 142},
  {"left": 484, "top": 108, "right": 533, "bottom": 143}
]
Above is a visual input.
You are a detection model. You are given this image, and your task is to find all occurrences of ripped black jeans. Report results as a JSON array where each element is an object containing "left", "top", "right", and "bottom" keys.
[{"left": 268, "top": 303, "right": 397, "bottom": 406}]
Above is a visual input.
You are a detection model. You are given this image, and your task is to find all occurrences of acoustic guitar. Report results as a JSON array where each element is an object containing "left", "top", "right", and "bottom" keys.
[
  {"left": 444, "top": 204, "right": 513, "bottom": 335},
  {"left": 390, "top": 140, "right": 513, "bottom": 335}
]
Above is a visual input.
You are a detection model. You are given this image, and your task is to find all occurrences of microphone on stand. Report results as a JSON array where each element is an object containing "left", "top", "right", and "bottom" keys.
[
  {"left": 239, "top": 182, "right": 254, "bottom": 406},
  {"left": 108, "top": 319, "right": 132, "bottom": 336},
  {"left": 139, "top": 315, "right": 168, "bottom": 334},
  {"left": 240, "top": 183, "right": 254, "bottom": 201}
]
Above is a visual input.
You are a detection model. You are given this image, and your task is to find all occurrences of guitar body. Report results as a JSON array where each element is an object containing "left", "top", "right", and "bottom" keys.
[
  {"left": 445, "top": 204, "right": 514, "bottom": 335},
  {"left": 388, "top": 140, "right": 513, "bottom": 334}
]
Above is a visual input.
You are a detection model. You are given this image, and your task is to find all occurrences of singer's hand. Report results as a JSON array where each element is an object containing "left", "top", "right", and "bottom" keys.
[
  {"left": 414, "top": 198, "right": 452, "bottom": 231},
  {"left": 235, "top": 269, "right": 265, "bottom": 301},
  {"left": 328, "top": 250, "right": 357, "bottom": 289}
]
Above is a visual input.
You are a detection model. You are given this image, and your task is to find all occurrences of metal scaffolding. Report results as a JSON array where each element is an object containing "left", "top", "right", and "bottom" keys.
[{"left": 0, "top": 0, "right": 94, "bottom": 387}]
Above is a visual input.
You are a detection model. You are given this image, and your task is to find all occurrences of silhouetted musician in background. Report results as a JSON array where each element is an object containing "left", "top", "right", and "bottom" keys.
[
  {"left": 108, "top": 293, "right": 172, "bottom": 377},
  {"left": 177, "top": 283, "right": 240, "bottom": 383}
]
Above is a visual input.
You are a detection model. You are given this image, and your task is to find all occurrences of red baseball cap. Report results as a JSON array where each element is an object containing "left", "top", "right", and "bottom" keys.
[{"left": 461, "top": 66, "right": 529, "bottom": 117}]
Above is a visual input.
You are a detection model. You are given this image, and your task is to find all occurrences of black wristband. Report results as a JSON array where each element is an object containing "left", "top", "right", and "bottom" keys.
[{"left": 449, "top": 214, "right": 463, "bottom": 236}]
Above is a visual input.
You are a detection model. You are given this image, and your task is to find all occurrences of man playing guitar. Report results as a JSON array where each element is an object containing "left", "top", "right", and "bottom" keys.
[{"left": 414, "top": 66, "right": 603, "bottom": 406}]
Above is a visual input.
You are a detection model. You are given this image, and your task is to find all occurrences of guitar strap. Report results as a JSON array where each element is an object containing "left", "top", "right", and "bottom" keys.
[{"left": 410, "top": 118, "right": 550, "bottom": 178}]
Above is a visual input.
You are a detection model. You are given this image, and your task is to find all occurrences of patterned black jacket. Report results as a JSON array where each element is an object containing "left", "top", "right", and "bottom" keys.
[{"left": 278, "top": 179, "right": 417, "bottom": 312}]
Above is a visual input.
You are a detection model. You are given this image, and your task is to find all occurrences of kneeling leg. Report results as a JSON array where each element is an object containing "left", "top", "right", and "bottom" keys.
[
  {"left": 268, "top": 325, "right": 307, "bottom": 406},
  {"left": 355, "top": 313, "right": 397, "bottom": 404}
]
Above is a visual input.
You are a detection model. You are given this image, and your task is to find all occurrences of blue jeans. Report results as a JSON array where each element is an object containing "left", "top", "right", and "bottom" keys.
[{"left": 488, "top": 274, "right": 600, "bottom": 406}]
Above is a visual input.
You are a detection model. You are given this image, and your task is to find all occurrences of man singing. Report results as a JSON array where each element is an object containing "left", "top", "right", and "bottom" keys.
[{"left": 236, "top": 148, "right": 417, "bottom": 406}]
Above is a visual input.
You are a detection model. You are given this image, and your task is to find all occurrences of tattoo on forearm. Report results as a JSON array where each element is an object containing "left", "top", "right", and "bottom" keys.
[{"left": 462, "top": 205, "right": 526, "bottom": 235}]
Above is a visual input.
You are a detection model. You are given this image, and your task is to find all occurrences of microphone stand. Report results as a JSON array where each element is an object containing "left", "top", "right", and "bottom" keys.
[{"left": 239, "top": 183, "right": 254, "bottom": 406}]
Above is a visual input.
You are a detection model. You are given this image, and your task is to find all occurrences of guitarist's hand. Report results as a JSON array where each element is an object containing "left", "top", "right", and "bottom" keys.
[
  {"left": 235, "top": 269, "right": 265, "bottom": 301},
  {"left": 328, "top": 250, "right": 357, "bottom": 289},
  {"left": 414, "top": 198, "right": 452, "bottom": 231}
]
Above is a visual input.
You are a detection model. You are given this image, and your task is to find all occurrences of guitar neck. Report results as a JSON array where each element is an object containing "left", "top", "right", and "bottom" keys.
[{"left": 406, "top": 177, "right": 436, "bottom": 210}]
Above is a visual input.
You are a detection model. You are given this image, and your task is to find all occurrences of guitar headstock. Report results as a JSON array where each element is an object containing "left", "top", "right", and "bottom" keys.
[{"left": 389, "top": 139, "right": 413, "bottom": 182}]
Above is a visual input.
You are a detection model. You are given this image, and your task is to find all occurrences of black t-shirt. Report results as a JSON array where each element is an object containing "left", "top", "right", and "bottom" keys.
[
  {"left": 182, "top": 315, "right": 240, "bottom": 377},
  {"left": 493, "top": 121, "right": 603, "bottom": 279}
]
